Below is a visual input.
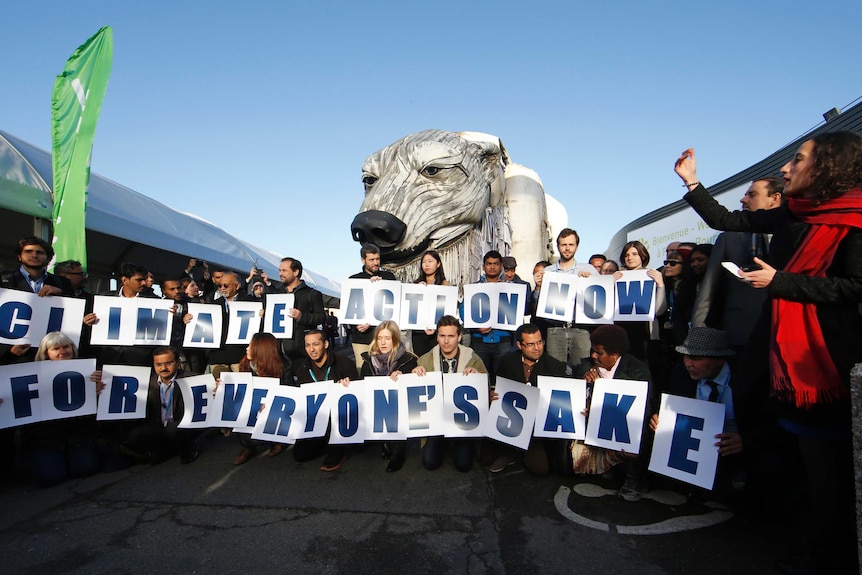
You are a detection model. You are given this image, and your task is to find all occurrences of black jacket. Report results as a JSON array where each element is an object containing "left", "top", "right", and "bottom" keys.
[
  {"left": 280, "top": 280, "right": 326, "bottom": 359},
  {"left": 497, "top": 350, "right": 568, "bottom": 385},
  {"left": 685, "top": 184, "right": 862, "bottom": 427},
  {"left": 294, "top": 352, "right": 358, "bottom": 385},
  {"left": 348, "top": 267, "right": 398, "bottom": 345}
]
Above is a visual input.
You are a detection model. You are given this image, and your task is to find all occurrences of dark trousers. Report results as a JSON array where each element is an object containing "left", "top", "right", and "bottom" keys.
[
  {"left": 422, "top": 437, "right": 477, "bottom": 472},
  {"left": 470, "top": 338, "right": 513, "bottom": 386},
  {"left": 27, "top": 442, "right": 100, "bottom": 487},
  {"left": 125, "top": 422, "right": 197, "bottom": 461},
  {"left": 793, "top": 434, "right": 857, "bottom": 573}
]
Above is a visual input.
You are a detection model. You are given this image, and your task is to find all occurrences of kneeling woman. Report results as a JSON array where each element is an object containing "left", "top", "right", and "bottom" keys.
[
  {"left": 360, "top": 320, "right": 418, "bottom": 472},
  {"left": 231, "top": 333, "right": 293, "bottom": 465},
  {"left": 22, "top": 332, "right": 104, "bottom": 486}
]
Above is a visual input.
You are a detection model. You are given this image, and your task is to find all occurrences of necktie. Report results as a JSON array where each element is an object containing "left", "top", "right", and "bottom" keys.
[
  {"left": 443, "top": 357, "right": 457, "bottom": 373},
  {"left": 706, "top": 380, "right": 720, "bottom": 402}
]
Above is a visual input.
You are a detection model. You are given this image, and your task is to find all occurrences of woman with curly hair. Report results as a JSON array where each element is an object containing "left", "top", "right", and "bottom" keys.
[{"left": 675, "top": 131, "right": 862, "bottom": 574}]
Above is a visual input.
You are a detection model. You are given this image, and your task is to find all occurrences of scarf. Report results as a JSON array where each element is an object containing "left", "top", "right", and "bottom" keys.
[
  {"left": 770, "top": 188, "right": 862, "bottom": 408},
  {"left": 370, "top": 345, "right": 406, "bottom": 376}
]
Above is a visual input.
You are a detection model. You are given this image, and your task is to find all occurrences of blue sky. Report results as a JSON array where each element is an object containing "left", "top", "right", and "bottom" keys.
[{"left": 3, "top": 1, "right": 859, "bottom": 281}]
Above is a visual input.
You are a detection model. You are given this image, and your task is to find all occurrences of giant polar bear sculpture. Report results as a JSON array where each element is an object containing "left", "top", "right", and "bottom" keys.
[{"left": 351, "top": 129, "right": 568, "bottom": 286}]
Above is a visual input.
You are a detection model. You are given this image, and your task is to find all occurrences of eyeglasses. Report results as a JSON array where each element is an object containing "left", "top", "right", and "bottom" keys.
[
  {"left": 219, "top": 283, "right": 234, "bottom": 288},
  {"left": 66, "top": 271, "right": 88, "bottom": 278},
  {"left": 154, "top": 361, "right": 176, "bottom": 368},
  {"left": 520, "top": 340, "right": 544, "bottom": 348},
  {"left": 663, "top": 260, "right": 682, "bottom": 266}
]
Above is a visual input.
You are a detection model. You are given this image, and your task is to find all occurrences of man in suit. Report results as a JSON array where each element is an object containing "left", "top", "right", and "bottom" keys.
[
  {"left": 691, "top": 178, "right": 783, "bottom": 352},
  {"left": 122, "top": 346, "right": 199, "bottom": 464},
  {"left": 489, "top": 323, "right": 568, "bottom": 475},
  {"left": 205, "top": 271, "right": 257, "bottom": 378}
]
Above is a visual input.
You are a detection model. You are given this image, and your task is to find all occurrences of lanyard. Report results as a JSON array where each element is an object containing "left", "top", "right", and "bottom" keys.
[
  {"left": 309, "top": 365, "right": 331, "bottom": 382},
  {"left": 160, "top": 381, "right": 174, "bottom": 426}
]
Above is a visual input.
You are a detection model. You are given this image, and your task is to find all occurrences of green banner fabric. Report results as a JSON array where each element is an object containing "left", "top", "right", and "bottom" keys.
[{"left": 51, "top": 26, "right": 113, "bottom": 271}]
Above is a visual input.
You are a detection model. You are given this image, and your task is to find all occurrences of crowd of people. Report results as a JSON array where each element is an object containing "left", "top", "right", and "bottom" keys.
[{"left": 1, "top": 131, "right": 861, "bottom": 574}]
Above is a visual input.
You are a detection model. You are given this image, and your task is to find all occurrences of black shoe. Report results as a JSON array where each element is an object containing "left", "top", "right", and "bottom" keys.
[
  {"left": 386, "top": 454, "right": 405, "bottom": 472},
  {"left": 381, "top": 443, "right": 392, "bottom": 460},
  {"left": 181, "top": 447, "right": 199, "bottom": 465}
]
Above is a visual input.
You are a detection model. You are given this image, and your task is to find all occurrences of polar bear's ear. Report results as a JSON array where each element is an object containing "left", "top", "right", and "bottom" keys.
[{"left": 459, "top": 132, "right": 507, "bottom": 207}]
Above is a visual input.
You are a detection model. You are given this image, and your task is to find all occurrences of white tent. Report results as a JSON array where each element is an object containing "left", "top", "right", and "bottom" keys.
[{"left": 0, "top": 129, "right": 340, "bottom": 301}]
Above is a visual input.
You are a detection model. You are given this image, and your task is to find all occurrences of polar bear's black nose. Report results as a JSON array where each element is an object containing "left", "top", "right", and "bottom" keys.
[{"left": 351, "top": 210, "right": 407, "bottom": 249}]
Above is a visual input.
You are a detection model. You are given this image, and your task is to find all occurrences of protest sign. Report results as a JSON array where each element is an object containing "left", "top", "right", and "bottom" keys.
[
  {"left": 328, "top": 382, "right": 367, "bottom": 444},
  {"left": 535, "top": 272, "right": 578, "bottom": 323},
  {"left": 293, "top": 381, "right": 335, "bottom": 440},
  {"left": 263, "top": 293, "right": 296, "bottom": 339},
  {"left": 402, "top": 372, "right": 447, "bottom": 438},
  {"left": 613, "top": 270, "right": 658, "bottom": 322},
  {"left": 483, "top": 376, "right": 540, "bottom": 450},
  {"left": 442, "top": 372, "right": 488, "bottom": 438},
  {"left": 363, "top": 376, "right": 409, "bottom": 441},
  {"left": 398, "top": 284, "right": 459, "bottom": 330},
  {"left": 575, "top": 275, "right": 615, "bottom": 325},
  {"left": 251, "top": 384, "right": 306, "bottom": 444},
  {"left": 224, "top": 301, "right": 263, "bottom": 345},
  {"left": 462, "top": 283, "right": 528, "bottom": 330},
  {"left": 183, "top": 302, "right": 224, "bottom": 349},
  {"left": 338, "top": 279, "right": 402, "bottom": 326},
  {"left": 584, "top": 378, "right": 648, "bottom": 453},
  {"left": 534, "top": 376, "right": 587, "bottom": 440},
  {"left": 649, "top": 393, "right": 725, "bottom": 490},
  {"left": 0, "top": 358, "right": 97, "bottom": 429},
  {"left": 96, "top": 365, "right": 150, "bottom": 421},
  {"left": 176, "top": 374, "right": 217, "bottom": 429},
  {"left": 90, "top": 296, "right": 174, "bottom": 346},
  {"left": 0, "top": 288, "right": 85, "bottom": 346}
]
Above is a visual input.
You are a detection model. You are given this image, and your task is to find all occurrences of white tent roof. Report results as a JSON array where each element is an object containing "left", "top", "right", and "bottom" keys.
[{"left": 0, "top": 129, "right": 340, "bottom": 299}]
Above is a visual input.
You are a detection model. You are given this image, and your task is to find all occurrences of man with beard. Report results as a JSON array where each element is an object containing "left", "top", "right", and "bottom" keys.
[
  {"left": 277, "top": 257, "right": 326, "bottom": 367},
  {"left": 488, "top": 323, "right": 568, "bottom": 474},
  {"left": 542, "top": 229, "right": 596, "bottom": 369},
  {"left": 292, "top": 330, "right": 358, "bottom": 471},
  {"left": 348, "top": 244, "right": 397, "bottom": 368}
]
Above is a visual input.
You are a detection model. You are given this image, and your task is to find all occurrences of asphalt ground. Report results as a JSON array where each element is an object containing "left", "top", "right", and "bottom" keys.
[{"left": 0, "top": 429, "right": 793, "bottom": 575}]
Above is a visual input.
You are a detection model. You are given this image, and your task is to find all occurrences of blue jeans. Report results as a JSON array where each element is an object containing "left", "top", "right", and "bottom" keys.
[{"left": 470, "top": 337, "right": 514, "bottom": 386}]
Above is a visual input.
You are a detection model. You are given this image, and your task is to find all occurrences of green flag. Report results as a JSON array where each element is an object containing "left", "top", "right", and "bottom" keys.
[{"left": 51, "top": 26, "right": 113, "bottom": 271}]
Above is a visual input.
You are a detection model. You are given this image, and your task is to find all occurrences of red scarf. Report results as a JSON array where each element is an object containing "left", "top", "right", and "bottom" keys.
[{"left": 770, "top": 188, "right": 862, "bottom": 408}]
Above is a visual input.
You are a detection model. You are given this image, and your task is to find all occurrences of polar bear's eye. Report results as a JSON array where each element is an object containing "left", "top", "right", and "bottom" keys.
[
  {"left": 362, "top": 175, "right": 378, "bottom": 187},
  {"left": 421, "top": 166, "right": 441, "bottom": 177}
]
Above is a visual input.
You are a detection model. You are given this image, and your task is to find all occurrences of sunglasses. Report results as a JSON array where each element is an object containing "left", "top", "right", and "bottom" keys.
[{"left": 663, "top": 260, "right": 682, "bottom": 266}]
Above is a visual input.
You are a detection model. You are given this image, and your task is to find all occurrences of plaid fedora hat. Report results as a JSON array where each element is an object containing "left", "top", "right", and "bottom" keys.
[{"left": 675, "top": 327, "right": 735, "bottom": 357}]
